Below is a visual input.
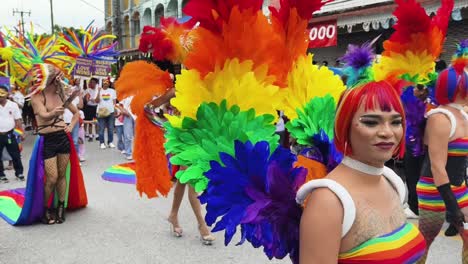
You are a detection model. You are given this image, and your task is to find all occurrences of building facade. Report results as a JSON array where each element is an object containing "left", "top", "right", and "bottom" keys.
[
  {"left": 309, "top": 0, "right": 468, "bottom": 63},
  {"left": 104, "top": 0, "right": 276, "bottom": 54},
  {"left": 104, "top": 0, "right": 189, "bottom": 52}
]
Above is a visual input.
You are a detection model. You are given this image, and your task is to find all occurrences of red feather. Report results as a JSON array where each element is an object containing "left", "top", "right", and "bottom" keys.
[
  {"left": 182, "top": 0, "right": 263, "bottom": 33},
  {"left": 139, "top": 26, "right": 174, "bottom": 61},
  {"left": 269, "top": 0, "right": 333, "bottom": 26}
]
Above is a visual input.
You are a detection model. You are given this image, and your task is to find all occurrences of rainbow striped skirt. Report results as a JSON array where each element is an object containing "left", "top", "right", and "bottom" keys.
[{"left": 417, "top": 176, "right": 468, "bottom": 212}]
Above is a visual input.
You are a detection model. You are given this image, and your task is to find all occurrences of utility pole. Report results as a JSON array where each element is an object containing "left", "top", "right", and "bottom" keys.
[
  {"left": 12, "top": 9, "right": 31, "bottom": 35},
  {"left": 49, "top": 0, "right": 55, "bottom": 34}
]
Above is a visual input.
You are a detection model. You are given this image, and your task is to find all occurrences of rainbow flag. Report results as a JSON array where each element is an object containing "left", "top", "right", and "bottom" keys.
[
  {"left": 13, "top": 128, "right": 24, "bottom": 136},
  {"left": 102, "top": 94, "right": 111, "bottom": 101},
  {"left": 13, "top": 128, "right": 24, "bottom": 152},
  {"left": 101, "top": 162, "right": 136, "bottom": 184}
]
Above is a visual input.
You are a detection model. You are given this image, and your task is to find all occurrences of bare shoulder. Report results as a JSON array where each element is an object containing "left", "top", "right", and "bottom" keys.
[
  {"left": 300, "top": 186, "right": 343, "bottom": 263},
  {"left": 302, "top": 187, "right": 344, "bottom": 227},
  {"left": 426, "top": 112, "right": 451, "bottom": 137}
]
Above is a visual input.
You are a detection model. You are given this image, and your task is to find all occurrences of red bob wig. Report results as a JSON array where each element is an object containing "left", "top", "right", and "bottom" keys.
[
  {"left": 334, "top": 81, "right": 406, "bottom": 159},
  {"left": 435, "top": 67, "right": 468, "bottom": 105}
]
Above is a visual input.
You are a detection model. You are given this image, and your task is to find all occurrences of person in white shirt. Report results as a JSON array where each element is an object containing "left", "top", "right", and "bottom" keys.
[
  {"left": 9, "top": 85, "right": 25, "bottom": 114},
  {"left": 64, "top": 81, "right": 84, "bottom": 158},
  {"left": 95, "top": 79, "right": 116, "bottom": 149},
  {"left": 83, "top": 78, "right": 99, "bottom": 141},
  {"left": 118, "top": 96, "right": 135, "bottom": 159},
  {"left": 0, "top": 82, "right": 25, "bottom": 182},
  {"left": 114, "top": 103, "right": 125, "bottom": 153}
]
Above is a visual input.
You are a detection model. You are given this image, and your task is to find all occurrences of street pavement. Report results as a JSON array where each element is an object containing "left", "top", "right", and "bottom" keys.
[{"left": 0, "top": 132, "right": 462, "bottom": 264}]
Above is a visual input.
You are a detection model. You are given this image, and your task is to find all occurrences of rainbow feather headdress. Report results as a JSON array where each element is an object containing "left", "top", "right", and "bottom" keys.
[
  {"left": 452, "top": 38, "right": 468, "bottom": 74},
  {"left": 372, "top": 0, "right": 453, "bottom": 86},
  {"left": 59, "top": 21, "right": 119, "bottom": 59},
  {"left": 0, "top": 26, "right": 75, "bottom": 96}
]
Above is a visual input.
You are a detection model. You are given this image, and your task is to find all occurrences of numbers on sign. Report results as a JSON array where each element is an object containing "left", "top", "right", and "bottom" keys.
[{"left": 309, "top": 24, "right": 336, "bottom": 41}]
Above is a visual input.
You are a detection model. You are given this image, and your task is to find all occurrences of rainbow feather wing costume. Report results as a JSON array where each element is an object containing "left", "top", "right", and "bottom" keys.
[{"left": 163, "top": 0, "right": 342, "bottom": 263}]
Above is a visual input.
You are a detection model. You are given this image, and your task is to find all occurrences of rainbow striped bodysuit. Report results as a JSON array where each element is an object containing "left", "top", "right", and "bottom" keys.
[
  {"left": 338, "top": 223, "right": 426, "bottom": 263},
  {"left": 417, "top": 137, "right": 468, "bottom": 211}
]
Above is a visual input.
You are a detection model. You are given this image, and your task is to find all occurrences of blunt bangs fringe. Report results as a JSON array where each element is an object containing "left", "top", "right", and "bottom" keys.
[{"left": 334, "top": 81, "right": 406, "bottom": 158}]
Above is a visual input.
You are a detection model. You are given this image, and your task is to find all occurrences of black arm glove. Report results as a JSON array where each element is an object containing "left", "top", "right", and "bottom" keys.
[{"left": 437, "top": 183, "right": 465, "bottom": 227}]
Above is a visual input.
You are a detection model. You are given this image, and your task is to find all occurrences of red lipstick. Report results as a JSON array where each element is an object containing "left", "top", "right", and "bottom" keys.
[{"left": 374, "top": 142, "right": 395, "bottom": 151}]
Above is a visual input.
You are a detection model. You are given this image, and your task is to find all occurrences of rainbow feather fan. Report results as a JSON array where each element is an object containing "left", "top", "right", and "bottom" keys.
[
  {"left": 59, "top": 22, "right": 119, "bottom": 59},
  {"left": 373, "top": 0, "right": 454, "bottom": 86}
]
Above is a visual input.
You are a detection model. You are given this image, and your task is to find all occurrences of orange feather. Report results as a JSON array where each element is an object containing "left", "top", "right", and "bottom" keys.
[{"left": 114, "top": 61, "right": 174, "bottom": 198}]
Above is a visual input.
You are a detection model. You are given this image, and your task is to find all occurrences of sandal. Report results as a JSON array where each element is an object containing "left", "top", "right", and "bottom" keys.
[
  {"left": 41, "top": 207, "right": 56, "bottom": 225},
  {"left": 198, "top": 225, "right": 215, "bottom": 246},
  {"left": 167, "top": 218, "right": 183, "bottom": 237},
  {"left": 56, "top": 201, "right": 66, "bottom": 224}
]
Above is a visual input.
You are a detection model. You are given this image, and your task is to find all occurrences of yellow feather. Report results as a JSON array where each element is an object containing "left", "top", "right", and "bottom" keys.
[
  {"left": 282, "top": 55, "right": 345, "bottom": 120},
  {"left": 170, "top": 58, "right": 282, "bottom": 125}
]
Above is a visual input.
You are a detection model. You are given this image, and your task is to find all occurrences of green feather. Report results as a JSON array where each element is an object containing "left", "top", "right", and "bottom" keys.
[
  {"left": 286, "top": 95, "right": 337, "bottom": 146},
  {"left": 165, "top": 100, "right": 278, "bottom": 192}
]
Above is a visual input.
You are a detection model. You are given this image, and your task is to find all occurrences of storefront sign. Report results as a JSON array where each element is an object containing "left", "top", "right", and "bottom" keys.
[{"left": 308, "top": 20, "right": 338, "bottom": 48}]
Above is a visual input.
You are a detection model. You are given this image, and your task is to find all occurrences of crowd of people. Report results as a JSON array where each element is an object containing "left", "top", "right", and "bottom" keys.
[{"left": 0, "top": 75, "right": 136, "bottom": 183}]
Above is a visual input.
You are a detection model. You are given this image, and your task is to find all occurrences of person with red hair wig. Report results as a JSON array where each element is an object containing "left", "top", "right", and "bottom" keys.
[
  {"left": 298, "top": 81, "right": 427, "bottom": 263},
  {"left": 416, "top": 61, "right": 468, "bottom": 262}
]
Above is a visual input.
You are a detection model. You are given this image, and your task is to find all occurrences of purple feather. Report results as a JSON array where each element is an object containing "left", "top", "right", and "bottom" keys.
[
  {"left": 401, "top": 87, "right": 426, "bottom": 157},
  {"left": 340, "top": 42, "right": 375, "bottom": 70},
  {"left": 199, "top": 141, "right": 306, "bottom": 264}
]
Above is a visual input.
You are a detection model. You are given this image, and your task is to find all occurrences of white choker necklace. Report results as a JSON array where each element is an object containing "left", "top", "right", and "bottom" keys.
[{"left": 341, "top": 156, "right": 384, "bottom": 176}]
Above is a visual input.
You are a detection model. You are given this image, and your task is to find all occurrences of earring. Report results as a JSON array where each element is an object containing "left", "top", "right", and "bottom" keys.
[{"left": 344, "top": 141, "right": 349, "bottom": 155}]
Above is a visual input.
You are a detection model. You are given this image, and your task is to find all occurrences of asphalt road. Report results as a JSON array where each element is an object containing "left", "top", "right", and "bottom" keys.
[{"left": 0, "top": 133, "right": 462, "bottom": 264}]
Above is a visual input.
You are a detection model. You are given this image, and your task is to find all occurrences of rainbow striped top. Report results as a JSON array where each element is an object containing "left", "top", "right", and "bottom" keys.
[
  {"left": 338, "top": 223, "right": 426, "bottom": 264},
  {"left": 448, "top": 137, "right": 468, "bottom": 156},
  {"left": 417, "top": 176, "right": 468, "bottom": 212}
]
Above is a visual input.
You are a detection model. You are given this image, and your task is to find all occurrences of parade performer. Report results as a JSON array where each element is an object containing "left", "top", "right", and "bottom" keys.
[
  {"left": 115, "top": 16, "right": 218, "bottom": 244},
  {"left": 115, "top": 16, "right": 197, "bottom": 197},
  {"left": 416, "top": 39, "right": 468, "bottom": 263},
  {"left": 0, "top": 30, "right": 87, "bottom": 226},
  {"left": 157, "top": 0, "right": 452, "bottom": 263}
]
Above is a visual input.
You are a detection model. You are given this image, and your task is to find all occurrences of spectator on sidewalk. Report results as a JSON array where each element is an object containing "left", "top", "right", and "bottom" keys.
[
  {"left": 119, "top": 96, "right": 135, "bottom": 160},
  {"left": 114, "top": 102, "right": 125, "bottom": 153},
  {"left": 0, "top": 79, "right": 25, "bottom": 183},
  {"left": 64, "top": 79, "right": 83, "bottom": 157},
  {"left": 95, "top": 79, "right": 116, "bottom": 149},
  {"left": 83, "top": 78, "right": 99, "bottom": 141}
]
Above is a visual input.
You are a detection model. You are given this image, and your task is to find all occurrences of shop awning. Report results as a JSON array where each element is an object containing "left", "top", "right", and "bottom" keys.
[{"left": 312, "top": 0, "right": 468, "bottom": 32}]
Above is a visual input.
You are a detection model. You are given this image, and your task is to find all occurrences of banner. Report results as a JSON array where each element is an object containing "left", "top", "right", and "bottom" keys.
[
  {"left": 73, "top": 57, "right": 116, "bottom": 77},
  {"left": 93, "top": 59, "right": 114, "bottom": 77},
  {"left": 74, "top": 58, "right": 94, "bottom": 77},
  {"left": 308, "top": 20, "right": 338, "bottom": 48}
]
